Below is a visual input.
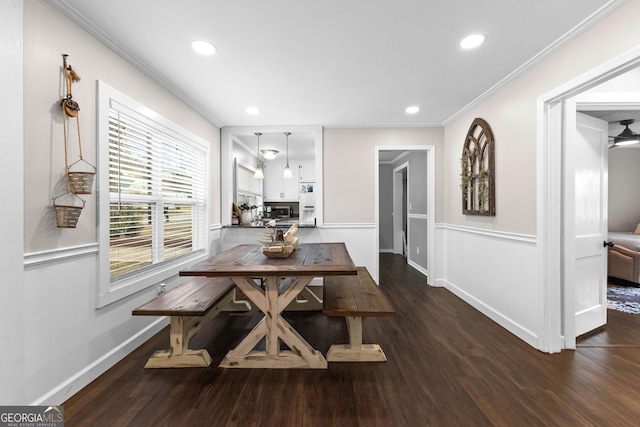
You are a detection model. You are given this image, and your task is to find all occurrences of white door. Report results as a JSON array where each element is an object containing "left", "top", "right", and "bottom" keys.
[
  {"left": 563, "top": 105, "right": 609, "bottom": 346},
  {"left": 392, "top": 164, "right": 407, "bottom": 255}
]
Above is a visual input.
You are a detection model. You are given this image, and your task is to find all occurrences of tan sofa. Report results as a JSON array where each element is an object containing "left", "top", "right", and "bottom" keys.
[{"left": 608, "top": 244, "right": 640, "bottom": 284}]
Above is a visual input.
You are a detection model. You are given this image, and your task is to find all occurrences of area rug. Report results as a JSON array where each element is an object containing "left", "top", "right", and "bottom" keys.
[{"left": 607, "top": 286, "right": 640, "bottom": 314}]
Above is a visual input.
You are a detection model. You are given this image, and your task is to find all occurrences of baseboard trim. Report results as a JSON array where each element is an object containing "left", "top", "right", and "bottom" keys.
[
  {"left": 30, "top": 317, "right": 168, "bottom": 405},
  {"left": 432, "top": 278, "right": 446, "bottom": 288},
  {"left": 407, "top": 259, "right": 428, "bottom": 278},
  {"left": 442, "top": 279, "right": 538, "bottom": 348}
]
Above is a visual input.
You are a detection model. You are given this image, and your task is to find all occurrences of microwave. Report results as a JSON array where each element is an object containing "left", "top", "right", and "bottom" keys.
[{"left": 271, "top": 205, "right": 291, "bottom": 218}]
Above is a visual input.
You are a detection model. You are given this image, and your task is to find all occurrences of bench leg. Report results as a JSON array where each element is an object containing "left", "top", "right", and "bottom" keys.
[
  {"left": 326, "top": 316, "right": 388, "bottom": 362},
  {"left": 284, "top": 284, "right": 323, "bottom": 311},
  {"left": 284, "top": 278, "right": 323, "bottom": 311},
  {"left": 144, "top": 316, "right": 212, "bottom": 368},
  {"left": 144, "top": 292, "right": 234, "bottom": 368},
  {"left": 220, "top": 288, "right": 252, "bottom": 311}
]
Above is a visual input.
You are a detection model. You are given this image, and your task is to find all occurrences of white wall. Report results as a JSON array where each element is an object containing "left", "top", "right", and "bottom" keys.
[
  {"left": 324, "top": 127, "right": 444, "bottom": 224},
  {"left": 0, "top": 0, "right": 25, "bottom": 405},
  {"left": 24, "top": 1, "right": 221, "bottom": 254},
  {"left": 609, "top": 148, "right": 640, "bottom": 231},
  {"left": 14, "top": 1, "right": 221, "bottom": 404},
  {"left": 442, "top": 0, "right": 640, "bottom": 350}
]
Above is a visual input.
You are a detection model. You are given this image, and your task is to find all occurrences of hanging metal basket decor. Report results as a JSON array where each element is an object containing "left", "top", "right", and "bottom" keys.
[
  {"left": 460, "top": 118, "right": 495, "bottom": 216},
  {"left": 52, "top": 54, "right": 95, "bottom": 228},
  {"left": 53, "top": 192, "right": 86, "bottom": 228},
  {"left": 67, "top": 159, "right": 96, "bottom": 195}
]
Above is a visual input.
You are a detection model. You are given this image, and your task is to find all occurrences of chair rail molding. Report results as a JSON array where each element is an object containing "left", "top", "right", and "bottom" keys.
[{"left": 24, "top": 243, "right": 99, "bottom": 267}]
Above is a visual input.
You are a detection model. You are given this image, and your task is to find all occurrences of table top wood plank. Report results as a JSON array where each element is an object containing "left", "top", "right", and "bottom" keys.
[{"left": 180, "top": 243, "right": 357, "bottom": 277}]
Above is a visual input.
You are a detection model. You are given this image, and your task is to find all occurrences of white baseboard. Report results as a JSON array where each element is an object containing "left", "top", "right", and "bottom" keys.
[
  {"left": 379, "top": 249, "right": 394, "bottom": 253},
  {"left": 442, "top": 279, "right": 538, "bottom": 348},
  {"left": 432, "top": 278, "right": 446, "bottom": 288},
  {"left": 407, "top": 259, "right": 428, "bottom": 277},
  {"left": 31, "top": 318, "right": 168, "bottom": 405}
]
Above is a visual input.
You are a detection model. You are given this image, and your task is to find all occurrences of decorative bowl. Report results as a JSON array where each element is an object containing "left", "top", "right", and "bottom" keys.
[{"left": 262, "top": 238, "right": 298, "bottom": 258}]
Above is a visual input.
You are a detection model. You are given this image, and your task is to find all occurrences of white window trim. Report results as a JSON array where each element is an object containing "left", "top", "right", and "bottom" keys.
[{"left": 96, "top": 81, "right": 210, "bottom": 308}]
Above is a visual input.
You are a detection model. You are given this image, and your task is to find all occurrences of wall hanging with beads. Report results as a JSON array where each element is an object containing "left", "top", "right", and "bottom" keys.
[
  {"left": 52, "top": 54, "right": 96, "bottom": 228},
  {"left": 460, "top": 118, "right": 495, "bottom": 216}
]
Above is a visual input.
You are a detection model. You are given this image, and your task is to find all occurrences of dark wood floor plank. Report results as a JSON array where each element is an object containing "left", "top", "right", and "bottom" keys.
[{"left": 63, "top": 253, "right": 640, "bottom": 426}]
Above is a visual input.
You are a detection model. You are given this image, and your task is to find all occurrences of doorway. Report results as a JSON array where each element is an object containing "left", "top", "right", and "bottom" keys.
[
  {"left": 538, "top": 45, "right": 640, "bottom": 352},
  {"left": 374, "top": 147, "right": 435, "bottom": 284}
]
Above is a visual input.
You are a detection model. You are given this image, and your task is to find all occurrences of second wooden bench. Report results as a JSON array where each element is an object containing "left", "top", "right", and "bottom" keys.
[
  {"left": 132, "top": 276, "right": 247, "bottom": 368},
  {"left": 323, "top": 267, "right": 395, "bottom": 362}
]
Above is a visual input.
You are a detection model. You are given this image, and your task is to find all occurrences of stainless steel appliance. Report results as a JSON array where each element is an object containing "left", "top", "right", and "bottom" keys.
[{"left": 271, "top": 205, "right": 291, "bottom": 218}]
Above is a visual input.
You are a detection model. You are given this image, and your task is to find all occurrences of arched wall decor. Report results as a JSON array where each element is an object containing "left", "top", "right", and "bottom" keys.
[{"left": 460, "top": 118, "right": 495, "bottom": 216}]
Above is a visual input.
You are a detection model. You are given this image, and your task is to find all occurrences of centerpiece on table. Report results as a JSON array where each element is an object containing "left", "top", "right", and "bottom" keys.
[{"left": 260, "top": 223, "right": 298, "bottom": 258}]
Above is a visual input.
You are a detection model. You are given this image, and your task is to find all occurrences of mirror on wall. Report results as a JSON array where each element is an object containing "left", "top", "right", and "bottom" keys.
[{"left": 221, "top": 126, "right": 323, "bottom": 226}]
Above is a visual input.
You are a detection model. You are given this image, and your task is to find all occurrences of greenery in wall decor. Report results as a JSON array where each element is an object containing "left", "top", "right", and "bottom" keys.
[{"left": 460, "top": 118, "right": 495, "bottom": 215}]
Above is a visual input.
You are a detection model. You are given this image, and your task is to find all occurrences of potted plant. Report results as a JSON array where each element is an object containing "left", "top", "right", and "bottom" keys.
[{"left": 238, "top": 203, "right": 256, "bottom": 225}]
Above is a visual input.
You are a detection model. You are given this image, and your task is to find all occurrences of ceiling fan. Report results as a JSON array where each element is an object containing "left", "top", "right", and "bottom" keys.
[{"left": 609, "top": 119, "right": 640, "bottom": 148}]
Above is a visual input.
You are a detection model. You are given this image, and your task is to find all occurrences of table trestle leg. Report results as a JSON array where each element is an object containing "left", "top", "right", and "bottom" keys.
[{"left": 220, "top": 276, "right": 327, "bottom": 369}]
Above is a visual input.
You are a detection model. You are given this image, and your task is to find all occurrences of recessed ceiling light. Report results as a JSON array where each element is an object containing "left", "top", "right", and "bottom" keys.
[
  {"left": 246, "top": 107, "right": 260, "bottom": 115},
  {"left": 191, "top": 40, "right": 217, "bottom": 56},
  {"left": 406, "top": 106, "right": 420, "bottom": 114},
  {"left": 460, "top": 34, "right": 486, "bottom": 49}
]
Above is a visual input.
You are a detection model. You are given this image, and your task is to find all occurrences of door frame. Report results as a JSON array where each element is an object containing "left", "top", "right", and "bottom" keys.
[
  {"left": 374, "top": 146, "right": 435, "bottom": 284},
  {"left": 392, "top": 162, "right": 409, "bottom": 255},
  {"left": 537, "top": 45, "right": 640, "bottom": 352}
]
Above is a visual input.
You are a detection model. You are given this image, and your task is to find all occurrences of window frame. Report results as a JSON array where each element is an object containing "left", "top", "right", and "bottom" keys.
[{"left": 96, "top": 81, "right": 210, "bottom": 308}]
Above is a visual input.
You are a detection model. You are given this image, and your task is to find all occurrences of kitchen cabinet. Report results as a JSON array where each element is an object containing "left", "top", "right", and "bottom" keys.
[
  {"left": 298, "top": 160, "right": 315, "bottom": 182},
  {"left": 236, "top": 160, "right": 262, "bottom": 197},
  {"left": 264, "top": 161, "right": 299, "bottom": 201},
  {"left": 236, "top": 166, "right": 252, "bottom": 193}
]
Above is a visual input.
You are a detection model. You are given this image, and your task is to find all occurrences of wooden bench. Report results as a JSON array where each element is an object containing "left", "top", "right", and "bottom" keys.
[
  {"left": 323, "top": 267, "right": 395, "bottom": 362},
  {"left": 132, "top": 276, "right": 247, "bottom": 368}
]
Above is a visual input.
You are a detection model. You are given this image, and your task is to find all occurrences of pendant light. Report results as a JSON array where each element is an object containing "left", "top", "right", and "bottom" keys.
[
  {"left": 254, "top": 132, "right": 264, "bottom": 179},
  {"left": 283, "top": 132, "right": 293, "bottom": 179}
]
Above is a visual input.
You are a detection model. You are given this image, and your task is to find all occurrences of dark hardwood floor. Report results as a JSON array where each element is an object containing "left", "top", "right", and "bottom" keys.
[{"left": 63, "top": 254, "right": 640, "bottom": 426}]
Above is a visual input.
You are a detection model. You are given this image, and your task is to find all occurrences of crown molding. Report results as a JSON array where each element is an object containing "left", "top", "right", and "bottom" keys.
[
  {"left": 46, "top": 0, "right": 224, "bottom": 128},
  {"left": 442, "top": 0, "right": 629, "bottom": 126}
]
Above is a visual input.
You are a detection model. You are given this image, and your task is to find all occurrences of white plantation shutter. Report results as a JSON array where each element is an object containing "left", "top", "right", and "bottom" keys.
[{"left": 108, "top": 108, "right": 206, "bottom": 280}]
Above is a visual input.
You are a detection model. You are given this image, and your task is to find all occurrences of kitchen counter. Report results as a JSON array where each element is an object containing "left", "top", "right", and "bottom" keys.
[
  {"left": 220, "top": 220, "right": 317, "bottom": 252},
  {"left": 224, "top": 218, "right": 315, "bottom": 229}
]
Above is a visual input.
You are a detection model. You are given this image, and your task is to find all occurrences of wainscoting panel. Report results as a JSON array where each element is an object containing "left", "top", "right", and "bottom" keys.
[
  {"left": 24, "top": 250, "right": 173, "bottom": 404},
  {"left": 441, "top": 225, "right": 540, "bottom": 348}
]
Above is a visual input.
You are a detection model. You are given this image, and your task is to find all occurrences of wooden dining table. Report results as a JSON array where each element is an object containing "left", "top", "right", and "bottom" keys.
[{"left": 180, "top": 242, "right": 357, "bottom": 369}]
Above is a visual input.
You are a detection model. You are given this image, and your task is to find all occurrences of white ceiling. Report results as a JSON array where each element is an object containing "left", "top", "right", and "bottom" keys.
[
  {"left": 235, "top": 130, "right": 316, "bottom": 161},
  {"left": 49, "top": 0, "right": 618, "bottom": 130},
  {"left": 582, "top": 110, "right": 640, "bottom": 148}
]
